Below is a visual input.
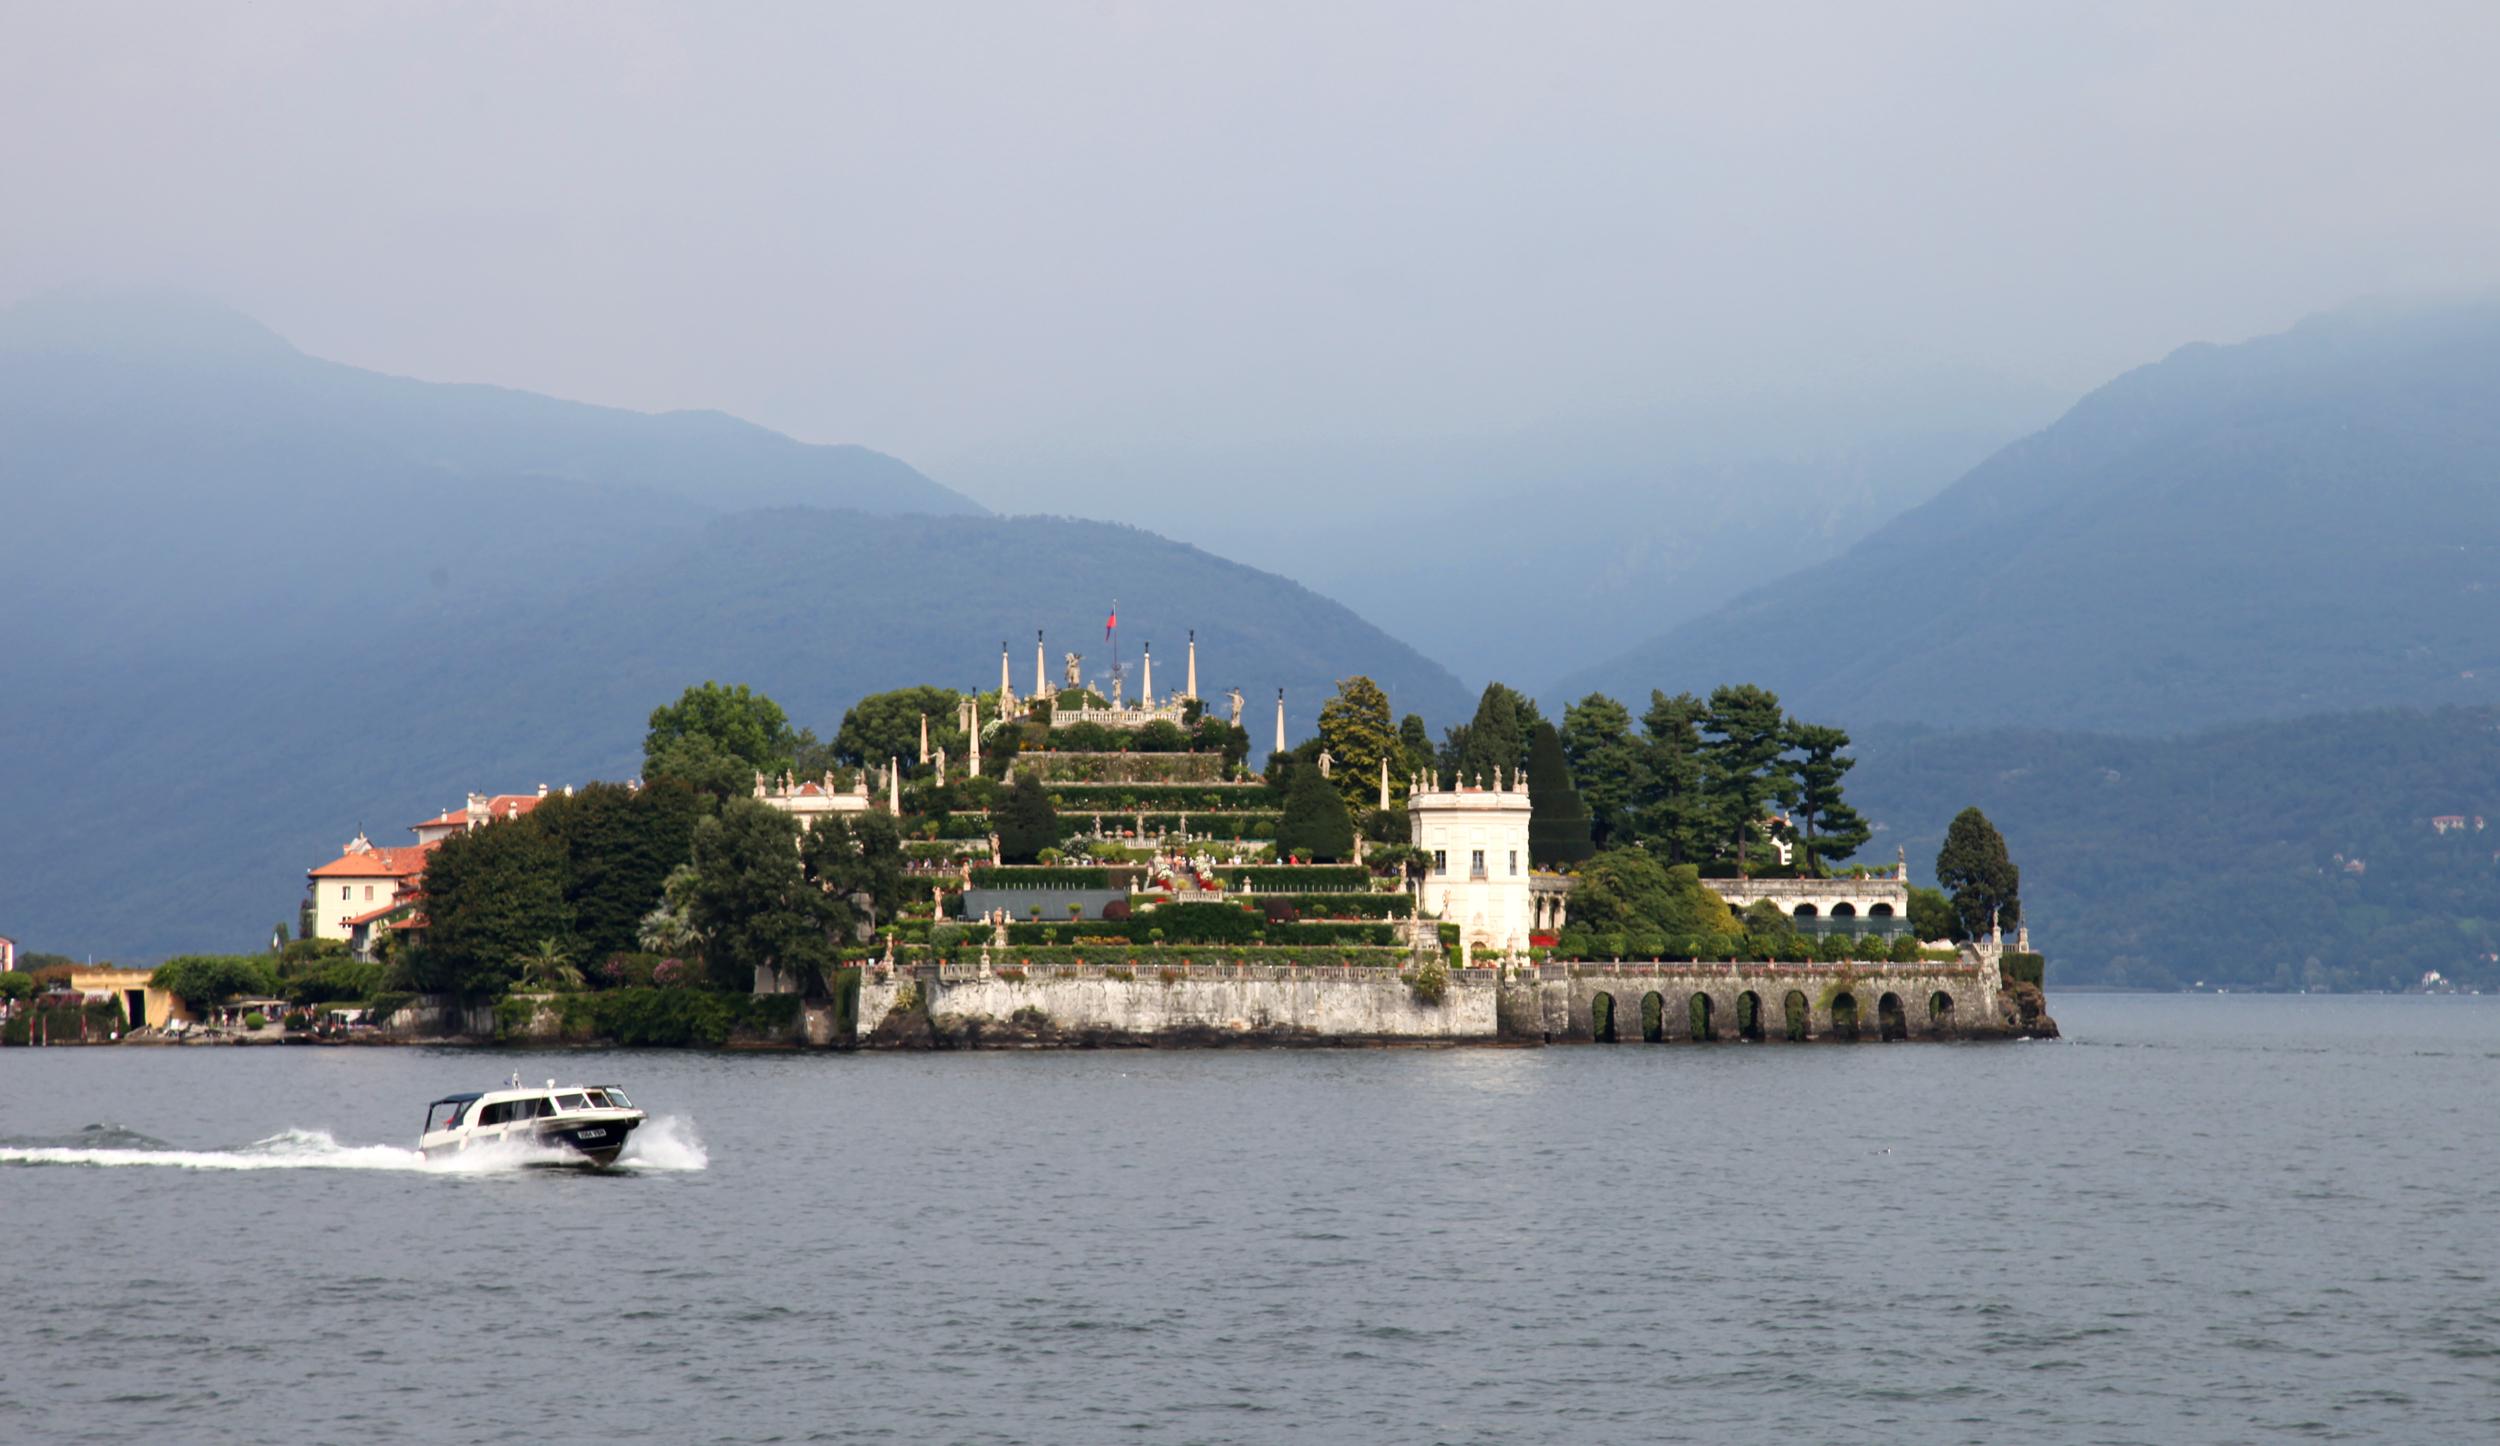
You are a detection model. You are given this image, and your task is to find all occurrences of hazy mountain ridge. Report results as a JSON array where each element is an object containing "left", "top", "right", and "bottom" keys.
[
  {"left": 0, "top": 297, "right": 1474, "bottom": 960},
  {"left": 1551, "top": 301, "right": 2500, "bottom": 731}
]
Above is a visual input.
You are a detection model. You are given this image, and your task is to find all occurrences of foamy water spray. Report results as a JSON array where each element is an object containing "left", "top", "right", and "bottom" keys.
[{"left": 0, "top": 1118, "right": 709, "bottom": 1174}]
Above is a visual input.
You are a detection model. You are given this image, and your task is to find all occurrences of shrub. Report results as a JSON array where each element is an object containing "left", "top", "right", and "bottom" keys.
[
  {"left": 1409, "top": 954, "right": 1450, "bottom": 1005},
  {"left": 1101, "top": 898, "right": 1132, "bottom": 922},
  {"left": 2000, "top": 952, "right": 2046, "bottom": 989},
  {"left": 282, "top": 1010, "right": 310, "bottom": 1032},
  {"left": 243, "top": 1011, "right": 269, "bottom": 1031}
]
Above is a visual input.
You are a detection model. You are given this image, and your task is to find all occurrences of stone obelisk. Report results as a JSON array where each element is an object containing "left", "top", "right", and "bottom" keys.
[
  {"left": 1379, "top": 757, "right": 1390, "bottom": 810},
  {"left": 918, "top": 713, "right": 929, "bottom": 765},
  {"left": 1140, "top": 643, "right": 1154, "bottom": 707},
  {"left": 888, "top": 757, "right": 901, "bottom": 813},
  {"left": 1275, "top": 688, "right": 1286, "bottom": 759},
  {"left": 968, "top": 698, "right": 982, "bottom": 776},
  {"left": 1185, "top": 630, "right": 1198, "bottom": 701},
  {"left": 1035, "top": 629, "right": 1049, "bottom": 699}
]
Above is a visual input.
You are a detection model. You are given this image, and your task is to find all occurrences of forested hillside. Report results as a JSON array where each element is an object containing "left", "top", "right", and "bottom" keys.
[
  {"left": 1555, "top": 301, "right": 2500, "bottom": 732},
  {"left": 1847, "top": 708, "right": 2500, "bottom": 991}
]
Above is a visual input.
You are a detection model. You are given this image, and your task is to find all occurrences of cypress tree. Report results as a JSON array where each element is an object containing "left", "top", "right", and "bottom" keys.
[
  {"left": 995, "top": 773, "right": 1063, "bottom": 864},
  {"left": 1525, "top": 721, "right": 1594, "bottom": 868},
  {"left": 1276, "top": 760, "right": 1355, "bottom": 862},
  {"left": 1935, "top": 806, "right": 2021, "bottom": 941}
]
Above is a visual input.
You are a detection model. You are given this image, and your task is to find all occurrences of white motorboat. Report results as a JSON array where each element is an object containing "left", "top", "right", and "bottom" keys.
[{"left": 420, "top": 1078, "right": 646, "bottom": 1167}]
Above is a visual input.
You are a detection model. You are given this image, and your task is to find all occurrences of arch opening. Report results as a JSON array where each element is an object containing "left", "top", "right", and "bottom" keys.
[
  {"left": 1689, "top": 992, "right": 1715, "bottom": 1042},
  {"left": 1831, "top": 902, "right": 1857, "bottom": 918},
  {"left": 1793, "top": 903, "right": 1819, "bottom": 919},
  {"left": 1640, "top": 991, "right": 1664, "bottom": 1043},
  {"left": 1737, "top": 990, "right": 1763, "bottom": 1042},
  {"left": 1929, "top": 990, "right": 1955, "bottom": 1030},
  {"left": 1591, "top": 991, "right": 1617, "bottom": 1044},
  {"left": 1783, "top": 990, "right": 1809, "bottom": 1042},
  {"left": 1878, "top": 991, "right": 1907, "bottom": 1042},
  {"left": 1830, "top": 991, "right": 1860, "bottom": 1041},
  {"left": 1869, "top": 903, "right": 1895, "bottom": 918}
]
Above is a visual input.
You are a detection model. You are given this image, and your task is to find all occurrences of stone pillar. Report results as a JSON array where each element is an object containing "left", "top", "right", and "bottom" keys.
[
  {"left": 1000, "top": 641, "right": 1012, "bottom": 700},
  {"left": 968, "top": 698, "right": 981, "bottom": 776},
  {"left": 1378, "top": 757, "right": 1390, "bottom": 810},
  {"left": 918, "top": 713, "right": 929, "bottom": 765},
  {"left": 1185, "top": 630, "right": 1198, "bottom": 701},
  {"left": 1275, "top": 688, "right": 1286, "bottom": 759},
  {"left": 888, "top": 757, "right": 901, "bottom": 814},
  {"left": 1141, "top": 643, "right": 1154, "bottom": 707},
  {"left": 1036, "top": 630, "right": 1050, "bottom": 699}
]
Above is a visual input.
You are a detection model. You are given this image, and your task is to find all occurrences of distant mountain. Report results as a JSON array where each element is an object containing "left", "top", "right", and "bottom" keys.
[
  {"left": 1846, "top": 707, "right": 2500, "bottom": 993},
  {"left": 0, "top": 296, "right": 1473, "bottom": 961},
  {"left": 1551, "top": 301, "right": 2500, "bottom": 731}
]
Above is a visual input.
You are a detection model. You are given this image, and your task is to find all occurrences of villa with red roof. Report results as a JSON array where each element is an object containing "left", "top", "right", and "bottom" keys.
[{"left": 307, "top": 785, "right": 573, "bottom": 954}]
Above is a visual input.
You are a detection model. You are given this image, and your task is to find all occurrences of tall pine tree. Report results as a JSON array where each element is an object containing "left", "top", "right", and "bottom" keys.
[
  {"left": 1935, "top": 807, "right": 2021, "bottom": 940},
  {"left": 1525, "top": 721, "right": 1594, "bottom": 868},
  {"left": 1787, "top": 722, "right": 1870, "bottom": 876},
  {"left": 1276, "top": 761, "right": 1355, "bottom": 861}
]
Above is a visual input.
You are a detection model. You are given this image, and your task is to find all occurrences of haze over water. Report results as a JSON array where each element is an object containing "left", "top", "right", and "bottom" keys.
[{"left": 3, "top": 995, "right": 2494, "bottom": 1444}]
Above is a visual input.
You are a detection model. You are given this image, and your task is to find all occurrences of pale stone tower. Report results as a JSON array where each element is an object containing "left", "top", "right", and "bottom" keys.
[
  {"left": 968, "top": 698, "right": 981, "bottom": 776},
  {"left": 918, "top": 713, "right": 929, "bottom": 765},
  {"left": 1035, "top": 630, "right": 1050, "bottom": 699},
  {"left": 1275, "top": 688, "right": 1286, "bottom": 759},
  {"left": 1185, "top": 630, "right": 1198, "bottom": 701},
  {"left": 1408, "top": 768, "right": 1533, "bottom": 953},
  {"left": 999, "top": 641, "right": 1014, "bottom": 709},
  {"left": 1141, "top": 643, "right": 1154, "bottom": 706}
]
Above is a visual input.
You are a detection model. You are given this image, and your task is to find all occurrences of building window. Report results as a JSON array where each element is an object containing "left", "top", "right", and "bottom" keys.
[
  {"left": 1431, "top": 849, "right": 1447, "bottom": 876},
  {"left": 1470, "top": 849, "right": 1486, "bottom": 879},
  {"left": 1509, "top": 850, "right": 1519, "bottom": 876},
  {"left": 340, "top": 885, "right": 350, "bottom": 900},
  {"left": 364, "top": 885, "right": 374, "bottom": 902}
]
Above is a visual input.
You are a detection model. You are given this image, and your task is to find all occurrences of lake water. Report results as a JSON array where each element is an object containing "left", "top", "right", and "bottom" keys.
[{"left": 3, "top": 995, "right": 2495, "bottom": 1444}]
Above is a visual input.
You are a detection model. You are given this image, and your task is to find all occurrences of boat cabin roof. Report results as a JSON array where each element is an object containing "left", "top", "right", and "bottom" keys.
[{"left": 429, "top": 1084, "right": 627, "bottom": 1108}]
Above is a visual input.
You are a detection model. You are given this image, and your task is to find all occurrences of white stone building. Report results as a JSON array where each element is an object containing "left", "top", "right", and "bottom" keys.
[{"left": 1407, "top": 770, "right": 1533, "bottom": 955}]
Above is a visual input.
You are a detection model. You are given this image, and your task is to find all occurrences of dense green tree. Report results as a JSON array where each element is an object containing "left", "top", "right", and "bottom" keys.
[
  {"left": 995, "top": 773, "right": 1064, "bottom": 863},
  {"left": 1276, "top": 759, "right": 1356, "bottom": 861},
  {"left": 1565, "top": 850, "right": 1738, "bottom": 943},
  {"left": 682, "top": 799, "right": 833, "bottom": 992},
  {"left": 1133, "top": 719, "right": 1190, "bottom": 753},
  {"left": 1936, "top": 807, "right": 2021, "bottom": 940},
  {"left": 1787, "top": 723, "right": 1870, "bottom": 876},
  {"left": 644, "top": 682, "right": 798, "bottom": 798},
  {"left": 1560, "top": 693, "right": 1643, "bottom": 848},
  {"left": 1397, "top": 713, "right": 1435, "bottom": 780},
  {"left": 1190, "top": 716, "right": 1251, "bottom": 776},
  {"left": 1525, "top": 721, "right": 1594, "bottom": 868},
  {"left": 1906, "top": 886, "right": 1956, "bottom": 944},
  {"left": 519, "top": 938, "right": 585, "bottom": 992},
  {"left": 529, "top": 779, "right": 705, "bottom": 962},
  {"left": 1635, "top": 690, "right": 1714, "bottom": 864},
  {"left": 1700, "top": 684, "right": 1793, "bottom": 875},
  {"left": 1455, "top": 683, "right": 1540, "bottom": 785},
  {"left": 1316, "top": 675, "right": 1400, "bottom": 812},
  {"left": 801, "top": 811, "right": 912, "bottom": 949},
  {"left": 413, "top": 815, "right": 574, "bottom": 996},
  {"left": 152, "top": 954, "right": 280, "bottom": 1011},
  {"left": 831, "top": 685, "right": 967, "bottom": 776}
]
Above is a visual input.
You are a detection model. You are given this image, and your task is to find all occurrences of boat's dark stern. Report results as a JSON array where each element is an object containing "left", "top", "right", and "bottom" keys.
[{"left": 536, "top": 1116, "right": 640, "bottom": 1167}]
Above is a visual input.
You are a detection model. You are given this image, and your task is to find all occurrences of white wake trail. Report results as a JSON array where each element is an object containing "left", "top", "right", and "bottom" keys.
[{"left": 0, "top": 1119, "right": 709, "bottom": 1174}]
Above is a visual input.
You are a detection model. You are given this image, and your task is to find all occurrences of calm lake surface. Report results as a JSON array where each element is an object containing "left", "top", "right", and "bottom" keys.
[{"left": 3, "top": 994, "right": 2495, "bottom": 1444}]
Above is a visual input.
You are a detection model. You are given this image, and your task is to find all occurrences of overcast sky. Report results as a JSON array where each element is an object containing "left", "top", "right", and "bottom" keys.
[{"left": 7, "top": 1, "right": 2498, "bottom": 505}]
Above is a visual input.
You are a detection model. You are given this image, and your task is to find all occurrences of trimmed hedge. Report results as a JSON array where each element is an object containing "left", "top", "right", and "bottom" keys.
[
  {"left": 1221, "top": 866, "right": 1377, "bottom": 891},
  {"left": 1250, "top": 892, "right": 1412, "bottom": 919},
  {"left": 546, "top": 988, "right": 803, "bottom": 1047},
  {"left": 2000, "top": 952, "right": 2046, "bottom": 989},
  {"left": 969, "top": 866, "right": 1114, "bottom": 889},
  {"left": 931, "top": 944, "right": 1409, "bottom": 971}
]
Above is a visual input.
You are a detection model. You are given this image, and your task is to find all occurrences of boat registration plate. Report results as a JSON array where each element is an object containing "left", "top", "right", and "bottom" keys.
[{"left": 578, "top": 1129, "right": 606, "bottom": 1140}]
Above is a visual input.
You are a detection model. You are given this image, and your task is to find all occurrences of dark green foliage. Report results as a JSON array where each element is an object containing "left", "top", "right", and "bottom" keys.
[
  {"left": 1453, "top": 683, "right": 1540, "bottom": 785},
  {"left": 408, "top": 819, "right": 572, "bottom": 997},
  {"left": 152, "top": 954, "right": 279, "bottom": 1010},
  {"left": 995, "top": 774, "right": 1064, "bottom": 864},
  {"left": 1316, "top": 675, "right": 1399, "bottom": 811},
  {"left": 1935, "top": 806, "right": 2021, "bottom": 941},
  {"left": 1700, "top": 684, "right": 1792, "bottom": 874},
  {"left": 530, "top": 779, "right": 704, "bottom": 963},
  {"left": 1635, "top": 691, "right": 1714, "bottom": 864},
  {"left": 1132, "top": 719, "right": 1190, "bottom": 753},
  {"left": 1276, "top": 763, "right": 1355, "bottom": 862},
  {"left": 2000, "top": 952, "right": 2046, "bottom": 989},
  {"left": 1566, "top": 851, "right": 1740, "bottom": 942},
  {"left": 1786, "top": 722, "right": 1869, "bottom": 875},
  {"left": 282, "top": 959, "right": 384, "bottom": 1006},
  {"left": 644, "top": 682, "right": 798, "bottom": 798},
  {"left": 1906, "top": 886, "right": 1955, "bottom": 943},
  {"left": 1397, "top": 713, "right": 1435, "bottom": 779},
  {"left": 552, "top": 988, "right": 802, "bottom": 1047},
  {"left": 831, "top": 685, "right": 966, "bottom": 774},
  {"left": 1526, "top": 721, "right": 1593, "bottom": 867},
  {"left": 1361, "top": 807, "right": 1410, "bottom": 844},
  {"left": 801, "top": 810, "right": 911, "bottom": 948},
  {"left": 1560, "top": 693, "right": 1643, "bottom": 848},
  {"left": 682, "top": 798, "right": 833, "bottom": 992}
]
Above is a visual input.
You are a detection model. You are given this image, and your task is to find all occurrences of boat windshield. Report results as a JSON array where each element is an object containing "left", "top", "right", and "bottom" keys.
[
  {"left": 554, "top": 1093, "right": 592, "bottom": 1112},
  {"left": 583, "top": 1090, "right": 611, "bottom": 1108},
  {"left": 600, "top": 1088, "right": 632, "bottom": 1109}
]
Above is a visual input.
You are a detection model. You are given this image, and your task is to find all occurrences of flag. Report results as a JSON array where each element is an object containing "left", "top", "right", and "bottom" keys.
[{"left": 1105, "top": 608, "right": 1116, "bottom": 637}]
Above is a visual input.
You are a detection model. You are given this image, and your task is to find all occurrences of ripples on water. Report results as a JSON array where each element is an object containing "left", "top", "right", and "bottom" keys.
[{"left": 2, "top": 996, "right": 2494, "bottom": 1444}]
